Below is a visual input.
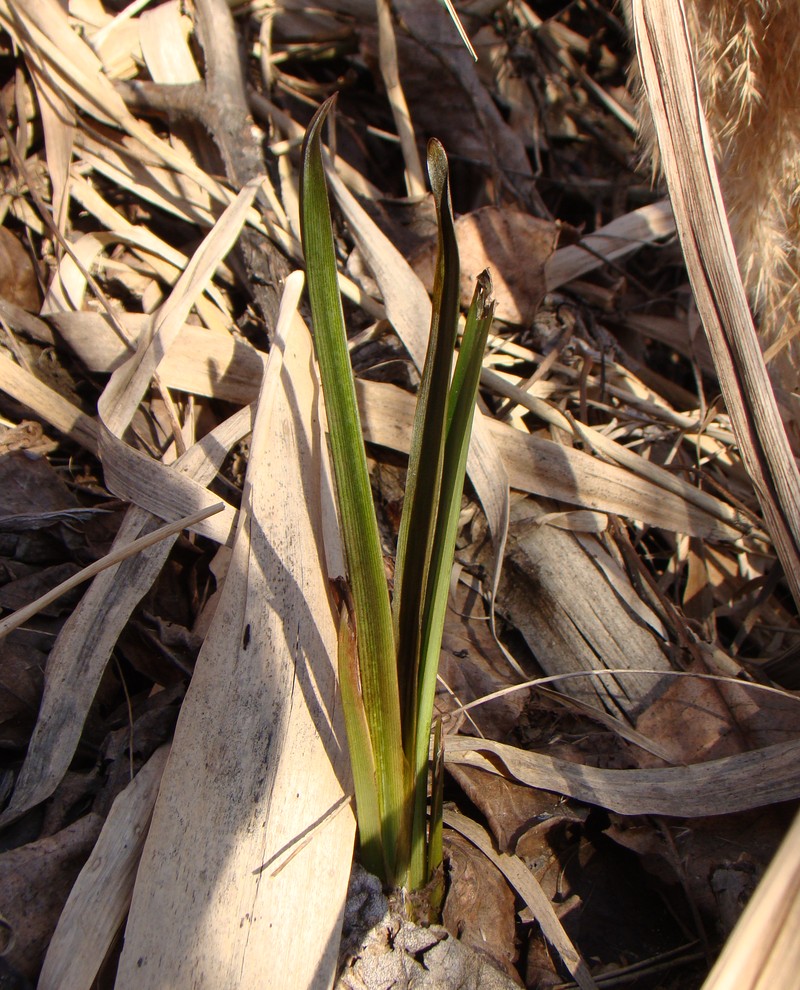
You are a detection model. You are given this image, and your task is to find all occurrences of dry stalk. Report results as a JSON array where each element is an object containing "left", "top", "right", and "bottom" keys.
[{"left": 625, "top": 0, "right": 800, "bottom": 395}]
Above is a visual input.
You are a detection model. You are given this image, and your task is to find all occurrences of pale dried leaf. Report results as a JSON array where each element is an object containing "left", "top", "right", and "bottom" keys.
[{"left": 116, "top": 278, "right": 355, "bottom": 990}]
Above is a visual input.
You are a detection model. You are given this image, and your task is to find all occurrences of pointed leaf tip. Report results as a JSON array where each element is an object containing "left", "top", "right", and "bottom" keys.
[
  {"left": 426, "top": 139, "right": 449, "bottom": 201},
  {"left": 304, "top": 94, "right": 338, "bottom": 149}
]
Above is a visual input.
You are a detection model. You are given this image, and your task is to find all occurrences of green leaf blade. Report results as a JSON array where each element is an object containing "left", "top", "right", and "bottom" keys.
[
  {"left": 337, "top": 599, "right": 384, "bottom": 879},
  {"left": 393, "top": 140, "right": 470, "bottom": 887},
  {"left": 409, "top": 272, "right": 494, "bottom": 888},
  {"left": 300, "top": 97, "right": 406, "bottom": 885},
  {"left": 393, "top": 139, "right": 460, "bottom": 738}
]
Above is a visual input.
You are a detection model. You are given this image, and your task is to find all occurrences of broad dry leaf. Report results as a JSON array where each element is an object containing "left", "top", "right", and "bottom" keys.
[
  {"left": 445, "top": 809, "right": 598, "bottom": 990},
  {"left": 0, "top": 226, "right": 39, "bottom": 309},
  {"left": 441, "top": 831, "right": 520, "bottom": 982},
  {"left": 0, "top": 812, "right": 103, "bottom": 982},
  {"left": 115, "top": 279, "right": 355, "bottom": 990},
  {"left": 51, "top": 310, "right": 261, "bottom": 403}
]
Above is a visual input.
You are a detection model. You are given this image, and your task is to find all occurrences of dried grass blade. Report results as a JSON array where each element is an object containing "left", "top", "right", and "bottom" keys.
[
  {"left": 479, "top": 367, "right": 756, "bottom": 535},
  {"left": 91, "top": 178, "right": 260, "bottom": 544},
  {"left": 0, "top": 351, "right": 100, "bottom": 453},
  {"left": 30, "top": 71, "right": 74, "bottom": 235},
  {"left": 375, "top": 0, "right": 425, "bottom": 195},
  {"left": 446, "top": 736, "right": 800, "bottom": 816},
  {"left": 99, "top": 175, "right": 260, "bottom": 435},
  {"left": 38, "top": 746, "right": 170, "bottom": 990}
]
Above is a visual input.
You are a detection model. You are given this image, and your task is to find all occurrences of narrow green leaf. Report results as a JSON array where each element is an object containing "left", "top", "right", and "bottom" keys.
[
  {"left": 409, "top": 272, "right": 494, "bottom": 888},
  {"left": 393, "top": 138, "right": 460, "bottom": 761},
  {"left": 300, "top": 97, "right": 405, "bottom": 885},
  {"left": 446, "top": 270, "right": 495, "bottom": 433}
]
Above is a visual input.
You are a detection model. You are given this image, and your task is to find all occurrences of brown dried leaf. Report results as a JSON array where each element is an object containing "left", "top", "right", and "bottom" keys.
[
  {"left": 438, "top": 582, "right": 527, "bottom": 740},
  {"left": 607, "top": 807, "right": 792, "bottom": 941},
  {"left": 0, "top": 562, "right": 81, "bottom": 616},
  {"left": 447, "top": 762, "right": 568, "bottom": 853},
  {"left": 413, "top": 207, "right": 559, "bottom": 324},
  {"left": 0, "top": 635, "right": 46, "bottom": 748},
  {"left": 633, "top": 660, "right": 800, "bottom": 768},
  {"left": 0, "top": 227, "right": 39, "bottom": 311},
  {"left": 443, "top": 831, "right": 521, "bottom": 984},
  {"left": 0, "top": 814, "right": 103, "bottom": 982},
  {"left": 0, "top": 449, "right": 78, "bottom": 518}
]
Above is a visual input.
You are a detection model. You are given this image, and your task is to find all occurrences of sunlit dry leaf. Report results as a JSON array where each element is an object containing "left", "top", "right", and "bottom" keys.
[{"left": 116, "top": 281, "right": 355, "bottom": 990}]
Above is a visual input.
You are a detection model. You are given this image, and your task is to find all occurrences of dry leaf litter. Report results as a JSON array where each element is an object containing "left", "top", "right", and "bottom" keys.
[{"left": 0, "top": 1, "right": 798, "bottom": 988}]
